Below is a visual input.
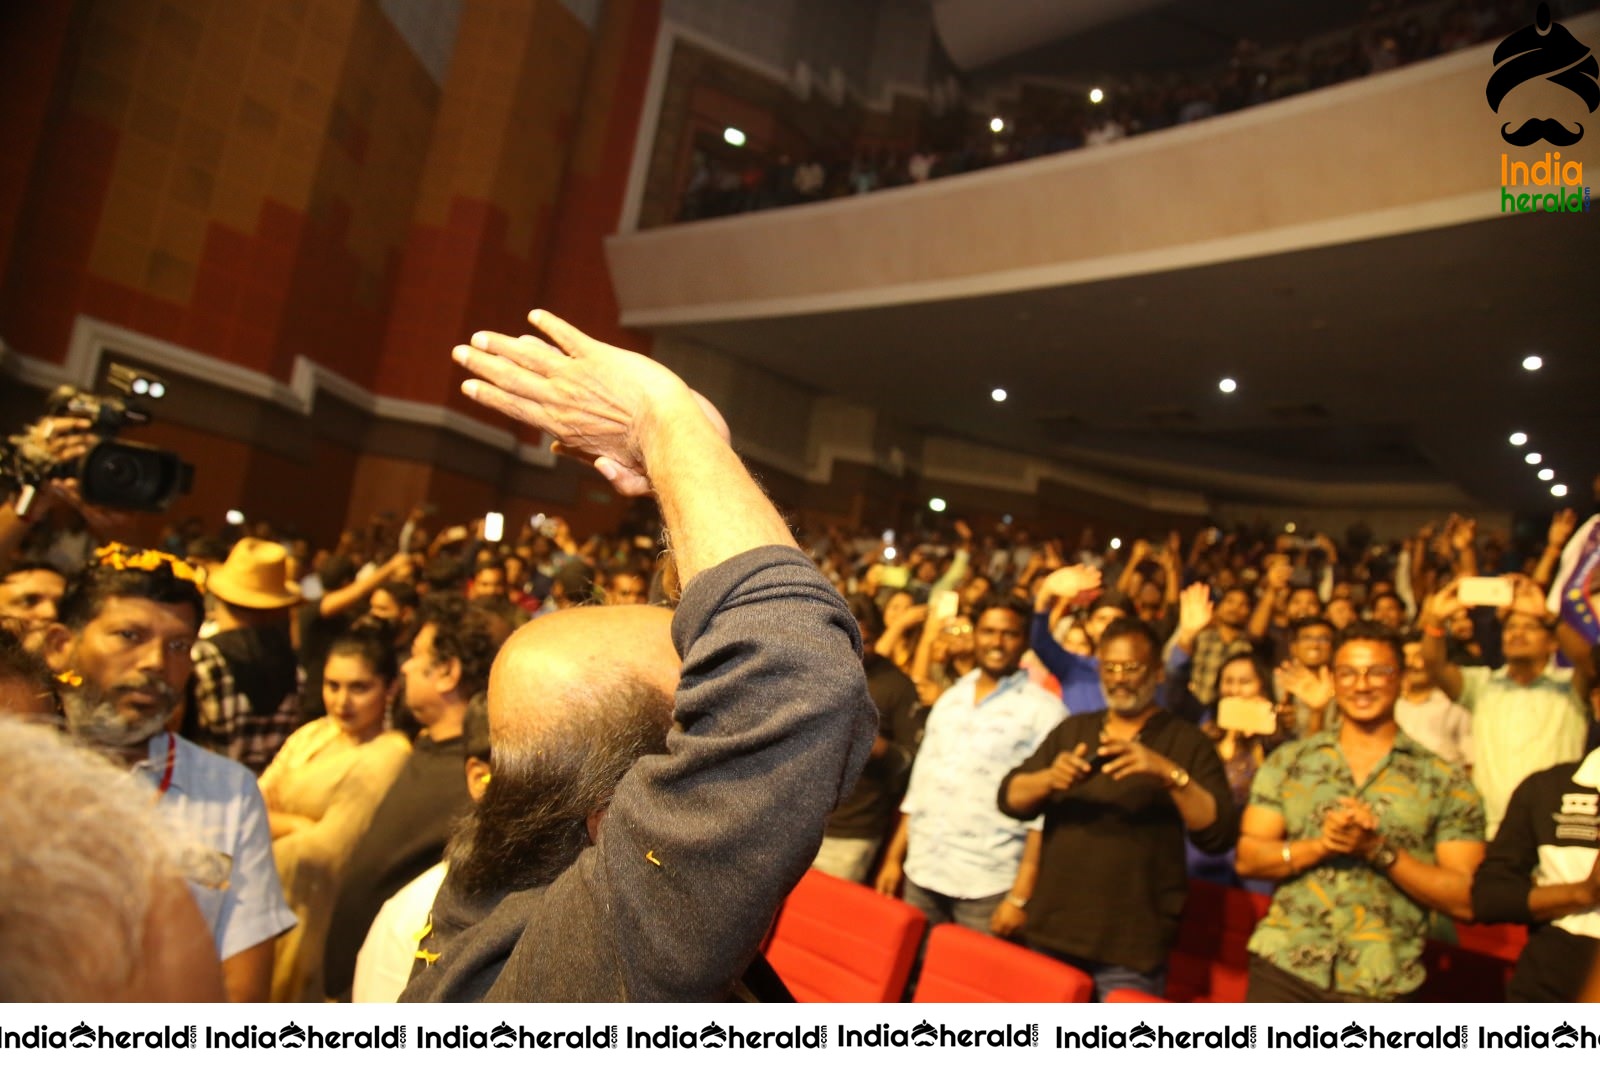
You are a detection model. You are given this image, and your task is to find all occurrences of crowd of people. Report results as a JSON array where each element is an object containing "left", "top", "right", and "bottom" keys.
[
  {"left": 1, "top": 311, "right": 1598, "bottom": 1004},
  {"left": 678, "top": 0, "right": 1570, "bottom": 223}
]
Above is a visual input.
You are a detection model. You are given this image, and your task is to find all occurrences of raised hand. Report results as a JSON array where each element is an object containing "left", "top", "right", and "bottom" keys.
[
  {"left": 1548, "top": 508, "right": 1578, "bottom": 553},
  {"left": 1176, "top": 582, "right": 1213, "bottom": 646},
  {"left": 1036, "top": 564, "right": 1103, "bottom": 611},
  {"left": 453, "top": 311, "right": 729, "bottom": 496}
]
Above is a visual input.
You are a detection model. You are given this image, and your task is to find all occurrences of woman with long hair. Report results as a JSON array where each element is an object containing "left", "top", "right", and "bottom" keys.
[{"left": 259, "top": 621, "right": 411, "bottom": 1001}]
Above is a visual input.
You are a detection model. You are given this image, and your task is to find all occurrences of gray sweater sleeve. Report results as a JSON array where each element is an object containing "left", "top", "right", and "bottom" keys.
[{"left": 483, "top": 545, "right": 877, "bottom": 1000}]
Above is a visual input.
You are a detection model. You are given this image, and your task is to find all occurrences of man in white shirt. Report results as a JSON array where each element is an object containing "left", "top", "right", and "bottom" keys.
[{"left": 875, "top": 598, "right": 1064, "bottom": 938}]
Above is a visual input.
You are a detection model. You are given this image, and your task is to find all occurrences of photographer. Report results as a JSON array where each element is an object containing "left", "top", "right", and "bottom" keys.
[{"left": 1, "top": 414, "right": 98, "bottom": 569}]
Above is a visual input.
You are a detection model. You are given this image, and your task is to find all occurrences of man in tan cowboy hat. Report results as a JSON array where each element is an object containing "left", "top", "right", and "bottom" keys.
[{"left": 185, "top": 537, "right": 304, "bottom": 774}]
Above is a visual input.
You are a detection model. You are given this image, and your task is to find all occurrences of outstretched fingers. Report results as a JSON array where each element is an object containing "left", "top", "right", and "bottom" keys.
[
  {"left": 469, "top": 330, "right": 566, "bottom": 376},
  {"left": 528, "top": 309, "right": 590, "bottom": 359}
]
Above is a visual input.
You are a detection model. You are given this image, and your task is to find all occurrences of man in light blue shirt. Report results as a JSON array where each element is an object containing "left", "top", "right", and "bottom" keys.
[{"left": 876, "top": 597, "right": 1065, "bottom": 938}]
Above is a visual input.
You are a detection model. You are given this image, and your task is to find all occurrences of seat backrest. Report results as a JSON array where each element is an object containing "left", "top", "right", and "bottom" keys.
[
  {"left": 911, "top": 924, "right": 1093, "bottom": 1003},
  {"left": 766, "top": 869, "right": 926, "bottom": 1002}
]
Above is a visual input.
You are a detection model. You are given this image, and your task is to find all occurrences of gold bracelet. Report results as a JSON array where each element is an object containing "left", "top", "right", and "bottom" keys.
[{"left": 1281, "top": 842, "right": 1295, "bottom": 874}]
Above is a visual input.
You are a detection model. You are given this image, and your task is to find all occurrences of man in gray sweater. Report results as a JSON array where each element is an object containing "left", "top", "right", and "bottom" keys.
[{"left": 401, "top": 311, "right": 877, "bottom": 1001}]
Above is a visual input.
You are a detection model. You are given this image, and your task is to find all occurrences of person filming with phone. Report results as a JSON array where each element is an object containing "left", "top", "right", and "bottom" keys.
[{"left": 1418, "top": 573, "right": 1593, "bottom": 836}]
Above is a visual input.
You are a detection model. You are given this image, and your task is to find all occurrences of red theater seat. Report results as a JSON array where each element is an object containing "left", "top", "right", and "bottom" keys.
[
  {"left": 912, "top": 925, "right": 1093, "bottom": 1003},
  {"left": 765, "top": 869, "right": 926, "bottom": 1002},
  {"left": 1104, "top": 988, "right": 1173, "bottom": 1004},
  {"left": 1167, "top": 880, "right": 1271, "bottom": 1003}
]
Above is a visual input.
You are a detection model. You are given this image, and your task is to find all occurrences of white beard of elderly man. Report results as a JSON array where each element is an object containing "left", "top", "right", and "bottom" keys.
[{"left": 400, "top": 310, "right": 877, "bottom": 1002}]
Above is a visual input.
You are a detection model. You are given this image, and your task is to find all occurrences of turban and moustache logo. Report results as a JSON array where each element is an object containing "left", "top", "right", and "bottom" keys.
[{"left": 1486, "top": 3, "right": 1598, "bottom": 146}]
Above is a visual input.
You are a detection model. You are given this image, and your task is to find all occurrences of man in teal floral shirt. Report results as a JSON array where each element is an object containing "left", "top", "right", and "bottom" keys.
[{"left": 1237, "top": 620, "right": 1485, "bottom": 1001}]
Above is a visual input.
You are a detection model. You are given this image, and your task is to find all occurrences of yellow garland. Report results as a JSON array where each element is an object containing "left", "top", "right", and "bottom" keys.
[{"left": 92, "top": 542, "right": 202, "bottom": 587}]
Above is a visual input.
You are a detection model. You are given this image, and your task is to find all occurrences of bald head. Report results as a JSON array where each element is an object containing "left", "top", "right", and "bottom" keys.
[
  {"left": 450, "top": 605, "right": 680, "bottom": 897},
  {"left": 488, "top": 605, "right": 679, "bottom": 752}
]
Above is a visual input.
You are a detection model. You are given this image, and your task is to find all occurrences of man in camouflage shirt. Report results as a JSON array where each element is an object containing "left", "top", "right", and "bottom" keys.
[{"left": 1235, "top": 620, "right": 1485, "bottom": 1001}]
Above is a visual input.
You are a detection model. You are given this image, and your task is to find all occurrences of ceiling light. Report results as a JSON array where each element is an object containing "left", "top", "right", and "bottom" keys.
[
  {"left": 928, "top": 497, "right": 947, "bottom": 513},
  {"left": 1552, "top": 484, "right": 1568, "bottom": 497},
  {"left": 1284, "top": 522, "right": 1297, "bottom": 533},
  {"left": 1508, "top": 431, "right": 1528, "bottom": 446},
  {"left": 1525, "top": 452, "right": 1542, "bottom": 465},
  {"left": 1002, "top": 514, "right": 1013, "bottom": 524},
  {"left": 1522, "top": 354, "right": 1543, "bottom": 371},
  {"left": 723, "top": 127, "right": 746, "bottom": 147},
  {"left": 883, "top": 546, "right": 897, "bottom": 560},
  {"left": 1218, "top": 377, "right": 1237, "bottom": 393},
  {"left": 148, "top": 382, "right": 166, "bottom": 399},
  {"left": 1538, "top": 468, "right": 1555, "bottom": 481},
  {"left": 1089, "top": 88, "right": 1105, "bottom": 104},
  {"left": 225, "top": 509, "right": 245, "bottom": 525},
  {"left": 989, "top": 117, "right": 1005, "bottom": 133},
  {"left": 1109, "top": 537, "right": 1122, "bottom": 550},
  {"left": 991, "top": 387, "right": 1008, "bottom": 402}
]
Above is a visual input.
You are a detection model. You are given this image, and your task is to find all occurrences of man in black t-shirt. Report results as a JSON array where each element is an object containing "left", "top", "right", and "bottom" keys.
[{"left": 1001, "top": 618, "right": 1237, "bottom": 1000}]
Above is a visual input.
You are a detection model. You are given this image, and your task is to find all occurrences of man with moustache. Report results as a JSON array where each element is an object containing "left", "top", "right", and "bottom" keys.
[
  {"left": 876, "top": 598, "right": 1064, "bottom": 939},
  {"left": 1237, "top": 621, "right": 1486, "bottom": 1002},
  {"left": 42, "top": 544, "right": 294, "bottom": 1001},
  {"left": 1001, "top": 617, "right": 1235, "bottom": 999}
]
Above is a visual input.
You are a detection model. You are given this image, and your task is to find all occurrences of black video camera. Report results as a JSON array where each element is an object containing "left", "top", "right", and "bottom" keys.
[{"left": 2, "top": 365, "right": 193, "bottom": 516}]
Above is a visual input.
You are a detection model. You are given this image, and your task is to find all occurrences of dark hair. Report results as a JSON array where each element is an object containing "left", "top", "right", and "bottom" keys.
[
  {"left": 418, "top": 594, "right": 501, "bottom": 701},
  {"left": 1219, "top": 585, "right": 1254, "bottom": 607},
  {"left": 1334, "top": 619, "right": 1404, "bottom": 667},
  {"left": 1370, "top": 590, "right": 1405, "bottom": 611},
  {"left": 377, "top": 580, "right": 418, "bottom": 611},
  {"left": 326, "top": 619, "right": 400, "bottom": 682},
  {"left": 0, "top": 558, "right": 64, "bottom": 582},
  {"left": 1216, "top": 651, "right": 1272, "bottom": 695},
  {"left": 1288, "top": 615, "right": 1334, "bottom": 641},
  {"left": 973, "top": 594, "right": 1031, "bottom": 628},
  {"left": 1098, "top": 616, "right": 1161, "bottom": 663},
  {"left": 423, "top": 556, "right": 468, "bottom": 592},
  {"left": 846, "top": 593, "right": 883, "bottom": 641},
  {"left": 462, "top": 691, "right": 491, "bottom": 763},
  {"left": 57, "top": 558, "right": 204, "bottom": 631},
  {"left": 317, "top": 554, "right": 359, "bottom": 591}
]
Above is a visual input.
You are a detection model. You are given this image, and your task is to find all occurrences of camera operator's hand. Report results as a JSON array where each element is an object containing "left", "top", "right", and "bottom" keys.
[{"left": 21, "top": 416, "right": 96, "bottom": 468}]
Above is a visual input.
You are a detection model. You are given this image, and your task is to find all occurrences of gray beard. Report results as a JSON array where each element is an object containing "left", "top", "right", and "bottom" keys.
[{"left": 62, "top": 683, "right": 171, "bottom": 750}]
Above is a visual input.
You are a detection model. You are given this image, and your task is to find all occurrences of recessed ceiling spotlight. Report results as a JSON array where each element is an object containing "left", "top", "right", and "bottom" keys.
[
  {"left": 1522, "top": 354, "right": 1543, "bottom": 371},
  {"left": 928, "top": 497, "right": 947, "bottom": 513},
  {"left": 1088, "top": 87, "right": 1105, "bottom": 104},
  {"left": 991, "top": 387, "right": 1008, "bottom": 403},
  {"left": 1218, "top": 377, "right": 1237, "bottom": 394},
  {"left": 989, "top": 117, "right": 1005, "bottom": 133},
  {"left": 723, "top": 126, "right": 746, "bottom": 146},
  {"left": 1525, "top": 452, "right": 1542, "bottom": 465},
  {"left": 1508, "top": 431, "right": 1528, "bottom": 446},
  {"left": 1284, "top": 522, "right": 1297, "bottom": 533},
  {"left": 1538, "top": 468, "right": 1555, "bottom": 481},
  {"left": 1109, "top": 537, "right": 1122, "bottom": 550},
  {"left": 1552, "top": 483, "right": 1568, "bottom": 497}
]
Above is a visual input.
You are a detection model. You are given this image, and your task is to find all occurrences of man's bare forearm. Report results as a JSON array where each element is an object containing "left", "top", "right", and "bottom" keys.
[{"left": 642, "top": 393, "right": 796, "bottom": 588}]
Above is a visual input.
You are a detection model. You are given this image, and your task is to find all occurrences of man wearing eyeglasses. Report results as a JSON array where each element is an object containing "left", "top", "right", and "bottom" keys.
[
  {"left": 1237, "top": 620, "right": 1486, "bottom": 1002},
  {"left": 1000, "top": 617, "right": 1235, "bottom": 1000}
]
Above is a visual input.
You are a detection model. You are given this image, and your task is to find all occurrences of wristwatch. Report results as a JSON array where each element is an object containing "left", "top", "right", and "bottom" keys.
[
  {"left": 1166, "top": 766, "right": 1191, "bottom": 791},
  {"left": 1369, "top": 839, "right": 1400, "bottom": 871}
]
